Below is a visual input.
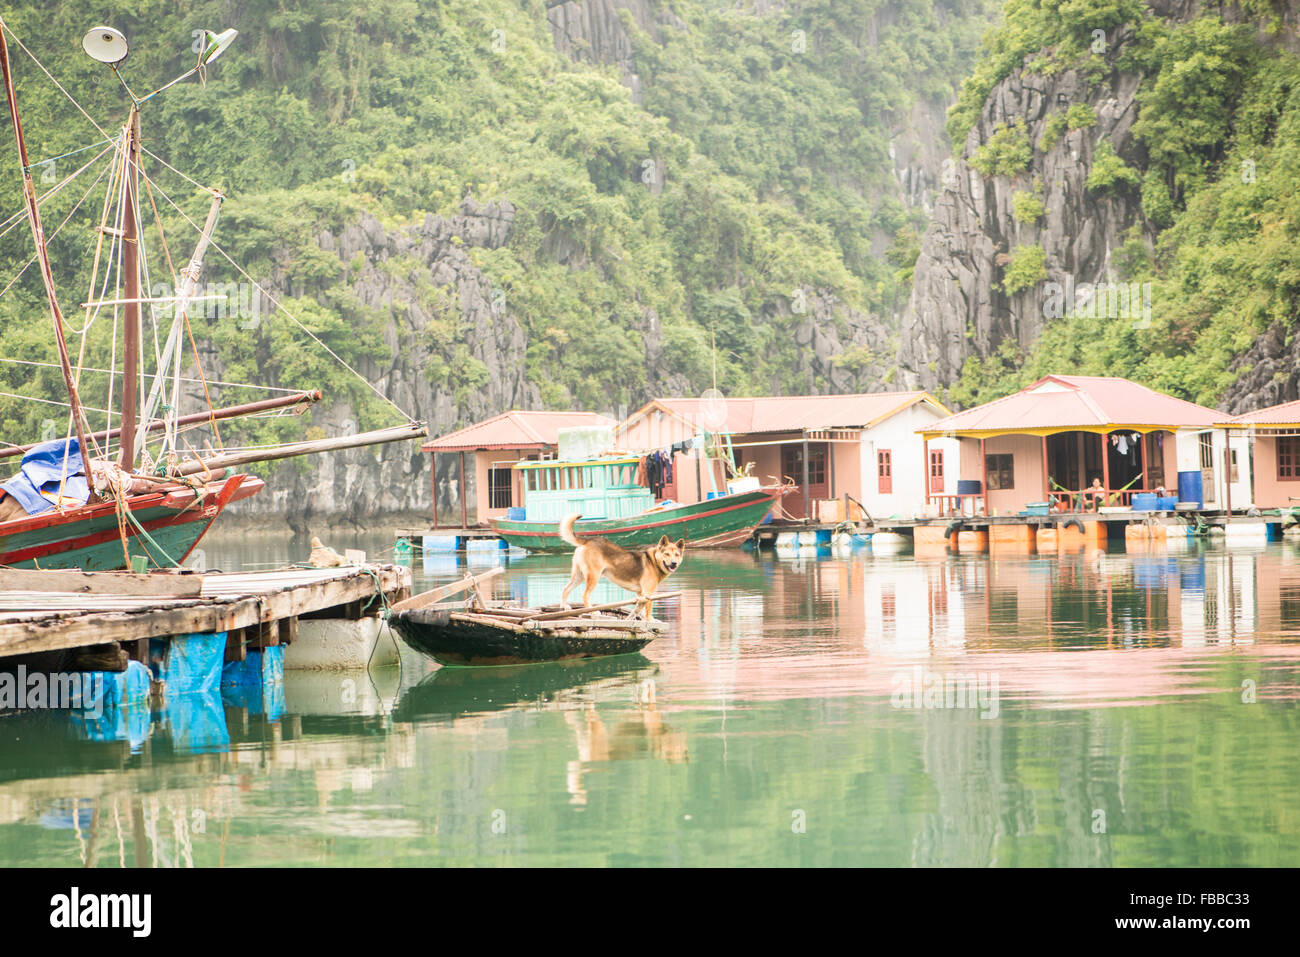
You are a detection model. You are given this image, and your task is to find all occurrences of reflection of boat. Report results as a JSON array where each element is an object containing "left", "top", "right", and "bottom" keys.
[
  {"left": 393, "top": 655, "right": 655, "bottom": 722},
  {"left": 389, "top": 601, "right": 666, "bottom": 666}
]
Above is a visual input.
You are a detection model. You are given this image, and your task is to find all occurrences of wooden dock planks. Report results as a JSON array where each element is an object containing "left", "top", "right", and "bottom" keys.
[{"left": 0, "top": 564, "right": 411, "bottom": 658}]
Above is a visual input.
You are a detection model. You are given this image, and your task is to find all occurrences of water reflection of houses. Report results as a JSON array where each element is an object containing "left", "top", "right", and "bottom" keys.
[
  {"left": 857, "top": 547, "right": 1300, "bottom": 649},
  {"left": 863, "top": 557, "right": 969, "bottom": 653}
]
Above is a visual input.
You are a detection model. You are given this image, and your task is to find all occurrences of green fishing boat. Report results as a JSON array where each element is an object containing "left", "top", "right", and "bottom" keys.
[{"left": 489, "top": 456, "right": 786, "bottom": 551}]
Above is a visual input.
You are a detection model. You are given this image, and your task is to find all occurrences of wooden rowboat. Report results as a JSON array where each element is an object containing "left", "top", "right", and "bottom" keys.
[
  {"left": 387, "top": 567, "right": 675, "bottom": 666},
  {"left": 389, "top": 602, "right": 667, "bottom": 666}
]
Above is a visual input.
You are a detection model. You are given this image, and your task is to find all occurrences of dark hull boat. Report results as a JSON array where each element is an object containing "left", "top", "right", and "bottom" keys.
[{"left": 389, "top": 601, "right": 667, "bottom": 666}]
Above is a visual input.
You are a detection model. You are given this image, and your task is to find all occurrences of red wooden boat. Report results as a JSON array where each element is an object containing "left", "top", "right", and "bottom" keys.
[{"left": 0, "top": 473, "right": 263, "bottom": 570}]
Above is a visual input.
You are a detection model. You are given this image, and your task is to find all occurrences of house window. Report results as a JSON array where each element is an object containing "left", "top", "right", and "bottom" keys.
[
  {"left": 1230, "top": 449, "right": 1239, "bottom": 484},
  {"left": 1199, "top": 432, "right": 1215, "bottom": 470},
  {"left": 929, "top": 449, "right": 945, "bottom": 494},
  {"left": 488, "top": 467, "right": 513, "bottom": 509},
  {"left": 1279, "top": 436, "right": 1300, "bottom": 480},
  {"left": 986, "top": 453, "right": 1014, "bottom": 490},
  {"left": 877, "top": 450, "right": 892, "bottom": 494}
]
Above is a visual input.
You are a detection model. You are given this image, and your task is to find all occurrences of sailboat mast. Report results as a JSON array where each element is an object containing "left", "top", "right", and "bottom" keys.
[
  {"left": 117, "top": 107, "right": 141, "bottom": 470},
  {"left": 0, "top": 21, "right": 95, "bottom": 467}
]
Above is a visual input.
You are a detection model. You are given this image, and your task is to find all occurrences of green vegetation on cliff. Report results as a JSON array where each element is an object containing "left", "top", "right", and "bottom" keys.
[{"left": 0, "top": 0, "right": 995, "bottom": 447}]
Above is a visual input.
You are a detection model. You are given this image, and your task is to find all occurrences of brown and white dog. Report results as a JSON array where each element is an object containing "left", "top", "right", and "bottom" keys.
[{"left": 559, "top": 512, "right": 684, "bottom": 618}]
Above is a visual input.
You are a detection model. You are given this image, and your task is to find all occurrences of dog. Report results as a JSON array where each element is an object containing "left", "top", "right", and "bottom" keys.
[{"left": 559, "top": 512, "right": 684, "bottom": 618}]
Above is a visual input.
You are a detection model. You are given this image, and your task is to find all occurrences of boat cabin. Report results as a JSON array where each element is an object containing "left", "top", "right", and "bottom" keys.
[
  {"left": 420, "top": 410, "right": 616, "bottom": 527},
  {"left": 514, "top": 456, "right": 654, "bottom": 522}
]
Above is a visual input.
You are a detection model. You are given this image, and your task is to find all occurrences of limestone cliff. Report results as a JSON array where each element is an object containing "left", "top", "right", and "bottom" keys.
[
  {"left": 898, "top": 0, "right": 1300, "bottom": 407},
  {"left": 897, "top": 21, "right": 1159, "bottom": 392},
  {"left": 226, "top": 197, "right": 538, "bottom": 531}
]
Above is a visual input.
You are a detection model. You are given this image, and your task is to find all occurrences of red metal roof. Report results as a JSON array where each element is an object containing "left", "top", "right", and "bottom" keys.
[
  {"left": 920, "top": 375, "right": 1224, "bottom": 437},
  {"left": 623, "top": 392, "right": 946, "bottom": 435},
  {"left": 421, "top": 410, "right": 616, "bottom": 453},
  {"left": 1221, "top": 397, "right": 1300, "bottom": 427}
]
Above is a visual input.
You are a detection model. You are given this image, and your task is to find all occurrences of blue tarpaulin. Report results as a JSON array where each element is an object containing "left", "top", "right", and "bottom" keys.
[
  {"left": 68, "top": 661, "right": 152, "bottom": 749},
  {"left": 0, "top": 438, "right": 90, "bottom": 515},
  {"left": 163, "top": 690, "right": 230, "bottom": 753},
  {"left": 221, "top": 647, "right": 286, "bottom": 721},
  {"left": 153, "top": 631, "right": 226, "bottom": 694}
]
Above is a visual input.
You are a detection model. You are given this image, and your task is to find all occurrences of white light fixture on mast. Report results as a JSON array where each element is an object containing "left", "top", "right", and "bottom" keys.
[
  {"left": 81, "top": 26, "right": 129, "bottom": 65},
  {"left": 80, "top": 24, "right": 237, "bottom": 102}
]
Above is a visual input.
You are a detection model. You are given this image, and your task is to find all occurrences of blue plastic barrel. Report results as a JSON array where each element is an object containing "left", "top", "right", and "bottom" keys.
[
  {"left": 505, "top": 507, "right": 526, "bottom": 520},
  {"left": 1177, "top": 470, "right": 1203, "bottom": 508}
]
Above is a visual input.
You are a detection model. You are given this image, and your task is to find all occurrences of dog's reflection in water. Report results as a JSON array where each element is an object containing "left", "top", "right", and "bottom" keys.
[{"left": 564, "top": 694, "right": 688, "bottom": 805}]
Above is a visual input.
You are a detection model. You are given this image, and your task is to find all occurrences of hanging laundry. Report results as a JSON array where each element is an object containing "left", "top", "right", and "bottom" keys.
[{"left": 1116, "top": 434, "right": 1128, "bottom": 455}]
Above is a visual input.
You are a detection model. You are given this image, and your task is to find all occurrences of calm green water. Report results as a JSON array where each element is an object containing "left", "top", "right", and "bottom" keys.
[{"left": 2, "top": 531, "right": 1299, "bottom": 867}]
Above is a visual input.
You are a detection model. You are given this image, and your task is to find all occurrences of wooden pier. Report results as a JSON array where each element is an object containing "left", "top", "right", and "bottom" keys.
[{"left": 0, "top": 565, "right": 412, "bottom": 662}]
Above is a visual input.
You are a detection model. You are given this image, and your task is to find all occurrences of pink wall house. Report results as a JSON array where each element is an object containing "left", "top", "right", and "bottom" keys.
[
  {"left": 922, "top": 375, "right": 1228, "bottom": 515},
  {"left": 1221, "top": 399, "right": 1300, "bottom": 510},
  {"left": 616, "top": 392, "right": 953, "bottom": 520},
  {"left": 421, "top": 410, "right": 616, "bottom": 526}
]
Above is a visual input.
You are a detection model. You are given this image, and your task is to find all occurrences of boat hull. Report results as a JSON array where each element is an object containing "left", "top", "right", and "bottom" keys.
[
  {"left": 490, "top": 486, "right": 783, "bottom": 552},
  {"left": 0, "top": 474, "right": 261, "bottom": 570},
  {"left": 390, "top": 608, "right": 655, "bottom": 666}
]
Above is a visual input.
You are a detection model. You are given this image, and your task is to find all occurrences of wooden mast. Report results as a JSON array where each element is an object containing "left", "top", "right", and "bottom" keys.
[
  {"left": 0, "top": 21, "right": 95, "bottom": 469},
  {"left": 117, "top": 107, "right": 142, "bottom": 470}
]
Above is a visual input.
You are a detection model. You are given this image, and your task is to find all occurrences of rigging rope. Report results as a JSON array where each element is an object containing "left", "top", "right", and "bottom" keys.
[
  {"left": 0, "top": 18, "right": 111, "bottom": 140},
  {"left": 139, "top": 162, "right": 419, "bottom": 425},
  {"left": 0, "top": 141, "right": 114, "bottom": 243},
  {"left": 0, "top": 358, "right": 304, "bottom": 393},
  {"left": 0, "top": 147, "right": 115, "bottom": 300}
]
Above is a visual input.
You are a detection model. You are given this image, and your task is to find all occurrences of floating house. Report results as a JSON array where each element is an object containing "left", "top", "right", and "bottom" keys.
[
  {"left": 420, "top": 410, "right": 616, "bottom": 527},
  {"left": 1220, "top": 398, "right": 1300, "bottom": 511},
  {"left": 917, "top": 375, "right": 1252, "bottom": 515},
  {"left": 614, "top": 392, "right": 958, "bottom": 521}
]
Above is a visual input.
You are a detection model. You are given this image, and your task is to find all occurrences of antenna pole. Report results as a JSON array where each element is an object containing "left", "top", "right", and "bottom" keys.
[
  {"left": 117, "top": 106, "right": 141, "bottom": 470},
  {"left": 0, "top": 20, "right": 95, "bottom": 470}
]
